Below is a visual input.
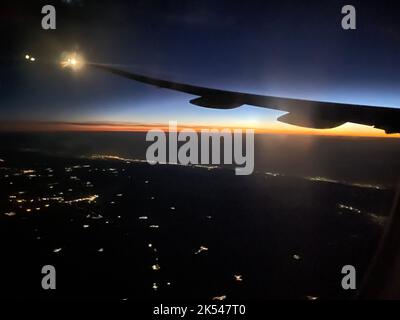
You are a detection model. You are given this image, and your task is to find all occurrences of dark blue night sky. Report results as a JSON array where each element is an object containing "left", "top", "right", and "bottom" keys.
[{"left": 1, "top": 0, "right": 400, "bottom": 135}]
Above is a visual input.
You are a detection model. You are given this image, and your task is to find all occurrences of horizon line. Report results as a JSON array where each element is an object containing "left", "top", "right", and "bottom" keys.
[{"left": 0, "top": 120, "right": 399, "bottom": 139}]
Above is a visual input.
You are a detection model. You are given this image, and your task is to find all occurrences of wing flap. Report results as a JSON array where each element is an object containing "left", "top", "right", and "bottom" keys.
[
  {"left": 277, "top": 112, "right": 347, "bottom": 129},
  {"left": 189, "top": 96, "right": 243, "bottom": 109}
]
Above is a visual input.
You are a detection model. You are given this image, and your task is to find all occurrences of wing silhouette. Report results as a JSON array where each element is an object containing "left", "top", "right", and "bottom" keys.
[{"left": 89, "top": 63, "right": 400, "bottom": 134}]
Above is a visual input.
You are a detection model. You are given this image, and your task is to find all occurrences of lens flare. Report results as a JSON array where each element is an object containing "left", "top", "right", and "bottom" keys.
[{"left": 60, "top": 52, "right": 85, "bottom": 70}]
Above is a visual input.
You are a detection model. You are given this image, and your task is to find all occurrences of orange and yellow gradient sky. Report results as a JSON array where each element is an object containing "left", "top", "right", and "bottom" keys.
[{"left": 1, "top": 119, "right": 399, "bottom": 138}]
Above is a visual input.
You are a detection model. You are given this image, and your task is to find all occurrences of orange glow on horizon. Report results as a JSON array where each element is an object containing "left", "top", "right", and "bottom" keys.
[{"left": 0, "top": 121, "right": 399, "bottom": 138}]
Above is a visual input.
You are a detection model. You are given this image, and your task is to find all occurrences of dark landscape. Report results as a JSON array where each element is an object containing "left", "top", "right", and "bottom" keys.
[{"left": 0, "top": 132, "right": 396, "bottom": 300}]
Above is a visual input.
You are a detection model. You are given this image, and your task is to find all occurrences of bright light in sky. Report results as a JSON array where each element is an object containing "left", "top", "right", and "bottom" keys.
[
  {"left": 60, "top": 52, "right": 85, "bottom": 71},
  {"left": 25, "top": 54, "right": 35, "bottom": 62}
]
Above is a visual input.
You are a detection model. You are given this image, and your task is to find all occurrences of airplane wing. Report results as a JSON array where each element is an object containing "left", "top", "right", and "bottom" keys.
[{"left": 89, "top": 63, "right": 400, "bottom": 134}]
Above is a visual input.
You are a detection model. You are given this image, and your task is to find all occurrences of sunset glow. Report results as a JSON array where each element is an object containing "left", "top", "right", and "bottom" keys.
[{"left": 1, "top": 121, "right": 398, "bottom": 138}]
